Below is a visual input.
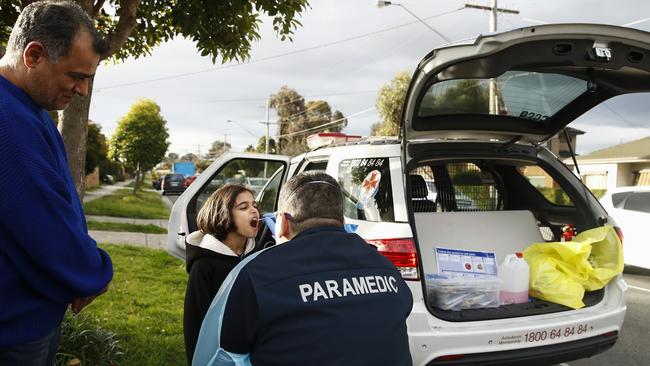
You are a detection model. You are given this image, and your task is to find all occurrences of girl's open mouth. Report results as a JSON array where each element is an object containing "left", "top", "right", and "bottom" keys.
[{"left": 250, "top": 218, "right": 259, "bottom": 228}]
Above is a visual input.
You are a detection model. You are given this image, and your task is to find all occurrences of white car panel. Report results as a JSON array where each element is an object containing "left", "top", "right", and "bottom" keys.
[{"left": 600, "top": 186, "right": 650, "bottom": 269}]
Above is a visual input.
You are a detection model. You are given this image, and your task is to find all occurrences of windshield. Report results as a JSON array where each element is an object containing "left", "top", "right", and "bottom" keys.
[{"left": 417, "top": 71, "right": 588, "bottom": 121}]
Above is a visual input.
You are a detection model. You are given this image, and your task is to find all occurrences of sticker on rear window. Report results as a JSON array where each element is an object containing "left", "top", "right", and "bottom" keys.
[
  {"left": 359, "top": 170, "right": 381, "bottom": 202},
  {"left": 519, "top": 111, "right": 549, "bottom": 121}
]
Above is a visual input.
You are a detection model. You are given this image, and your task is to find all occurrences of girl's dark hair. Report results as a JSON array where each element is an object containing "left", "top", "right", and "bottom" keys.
[{"left": 196, "top": 184, "right": 255, "bottom": 241}]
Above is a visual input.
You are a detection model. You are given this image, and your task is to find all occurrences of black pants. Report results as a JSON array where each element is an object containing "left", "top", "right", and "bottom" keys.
[{"left": 0, "top": 327, "right": 60, "bottom": 366}]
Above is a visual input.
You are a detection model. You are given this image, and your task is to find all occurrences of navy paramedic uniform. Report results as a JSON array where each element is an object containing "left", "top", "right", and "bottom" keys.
[{"left": 194, "top": 226, "right": 413, "bottom": 366}]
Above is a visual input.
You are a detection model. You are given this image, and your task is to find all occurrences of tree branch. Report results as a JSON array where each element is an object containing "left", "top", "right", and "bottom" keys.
[
  {"left": 20, "top": 0, "right": 36, "bottom": 8},
  {"left": 102, "top": 0, "right": 141, "bottom": 59},
  {"left": 92, "top": 0, "right": 107, "bottom": 18}
]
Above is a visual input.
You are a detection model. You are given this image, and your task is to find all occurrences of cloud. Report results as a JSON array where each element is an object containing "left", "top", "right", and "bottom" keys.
[{"left": 89, "top": 0, "right": 650, "bottom": 155}]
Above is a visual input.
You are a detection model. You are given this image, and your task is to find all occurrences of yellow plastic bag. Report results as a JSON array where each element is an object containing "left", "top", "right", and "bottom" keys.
[{"left": 523, "top": 226, "right": 623, "bottom": 309}]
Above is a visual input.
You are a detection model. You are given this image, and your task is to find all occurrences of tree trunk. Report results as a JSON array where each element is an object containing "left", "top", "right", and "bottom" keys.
[
  {"left": 132, "top": 161, "right": 140, "bottom": 195},
  {"left": 58, "top": 77, "right": 95, "bottom": 201}
]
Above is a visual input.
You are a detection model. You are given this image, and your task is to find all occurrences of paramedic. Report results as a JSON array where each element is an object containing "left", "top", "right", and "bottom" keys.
[{"left": 192, "top": 172, "right": 413, "bottom": 366}]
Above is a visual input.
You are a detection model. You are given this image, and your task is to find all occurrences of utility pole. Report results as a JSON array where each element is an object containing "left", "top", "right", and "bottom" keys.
[
  {"left": 258, "top": 98, "right": 280, "bottom": 177},
  {"left": 223, "top": 134, "right": 229, "bottom": 153},
  {"left": 265, "top": 99, "right": 270, "bottom": 154},
  {"left": 465, "top": 1, "right": 519, "bottom": 114}
]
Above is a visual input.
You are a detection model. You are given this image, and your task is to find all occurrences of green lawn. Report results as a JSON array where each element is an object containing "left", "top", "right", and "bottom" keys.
[
  {"left": 85, "top": 185, "right": 101, "bottom": 193},
  {"left": 83, "top": 189, "right": 169, "bottom": 219},
  {"left": 126, "top": 180, "right": 153, "bottom": 189},
  {"left": 63, "top": 244, "right": 188, "bottom": 366},
  {"left": 87, "top": 221, "right": 167, "bottom": 234}
]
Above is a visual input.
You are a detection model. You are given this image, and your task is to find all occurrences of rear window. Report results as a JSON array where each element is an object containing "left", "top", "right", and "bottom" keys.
[
  {"left": 338, "top": 158, "right": 394, "bottom": 222},
  {"left": 410, "top": 163, "right": 501, "bottom": 212},
  {"left": 517, "top": 165, "right": 574, "bottom": 206},
  {"left": 417, "top": 71, "right": 588, "bottom": 121},
  {"left": 166, "top": 174, "right": 184, "bottom": 182}
]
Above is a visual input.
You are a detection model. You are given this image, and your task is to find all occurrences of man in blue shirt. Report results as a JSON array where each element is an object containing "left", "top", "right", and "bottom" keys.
[
  {"left": 192, "top": 172, "right": 413, "bottom": 366},
  {"left": 0, "top": 2, "right": 113, "bottom": 365}
]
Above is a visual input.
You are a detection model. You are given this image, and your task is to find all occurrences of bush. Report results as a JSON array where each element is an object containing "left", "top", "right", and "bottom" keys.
[
  {"left": 56, "top": 311, "right": 123, "bottom": 366},
  {"left": 590, "top": 189, "right": 607, "bottom": 200}
]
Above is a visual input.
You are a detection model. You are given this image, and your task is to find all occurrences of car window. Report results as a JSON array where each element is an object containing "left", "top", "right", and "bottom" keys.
[
  {"left": 300, "top": 160, "right": 328, "bottom": 173},
  {"left": 410, "top": 163, "right": 501, "bottom": 212},
  {"left": 517, "top": 165, "right": 574, "bottom": 206},
  {"left": 257, "top": 166, "right": 285, "bottom": 214},
  {"left": 611, "top": 192, "right": 633, "bottom": 208},
  {"left": 338, "top": 158, "right": 394, "bottom": 222},
  {"left": 417, "top": 71, "right": 587, "bottom": 120},
  {"left": 623, "top": 191, "right": 650, "bottom": 214},
  {"left": 195, "top": 159, "right": 284, "bottom": 214}
]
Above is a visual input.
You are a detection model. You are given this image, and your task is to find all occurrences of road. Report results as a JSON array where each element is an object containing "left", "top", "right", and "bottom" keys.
[
  {"left": 162, "top": 194, "right": 648, "bottom": 365},
  {"left": 569, "top": 269, "right": 650, "bottom": 366}
]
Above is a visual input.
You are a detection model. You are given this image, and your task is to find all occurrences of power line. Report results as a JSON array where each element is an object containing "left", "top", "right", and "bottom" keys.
[
  {"left": 201, "top": 89, "right": 376, "bottom": 103},
  {"left": 599, "top": 103, "right": 650, "bottom": 130},
  {"left": 94, "top": 7, "right": 464, "bottom": 91},
  {"left": 278, "top": 107, "right": 376, "bottom": 138}
]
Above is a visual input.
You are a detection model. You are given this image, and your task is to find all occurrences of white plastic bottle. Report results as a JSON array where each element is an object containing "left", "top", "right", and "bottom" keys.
[{"left": 498, "top": 252, "right": 530, "bottom": 305}]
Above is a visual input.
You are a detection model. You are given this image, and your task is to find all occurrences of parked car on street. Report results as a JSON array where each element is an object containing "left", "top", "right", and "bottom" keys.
[
  {"left": 168, "top": 24, "right": 644, "bottom": 365},
  {"left": 161, "top": 173, "right": 186, "bottom": 195},
  {"left": 152, "top": 177, "right": 162, "bottom": 190},
  {"left": 183, "top": 175, "right": 197, "bottom": 188},
  {"left": 245, "top": 177, "right": 269, "bottom": 194},
  {"left": 599, "top": 186, "right": 650, "bottom": 269},
  {"left": 101, "top": 174, "right": 114, "bottom": 184}
]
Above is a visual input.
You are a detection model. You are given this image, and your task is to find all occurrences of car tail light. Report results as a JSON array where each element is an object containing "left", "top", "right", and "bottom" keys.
[
  {"left": 604, "top": 330, "right": 618, "bottom": 337},
  {"left": 614, "top": 226, "right": 624, "bottom": 246},
  {"left": 433, "top": 354, "right": 465, "bottom": 362},
  {"left": 366, "top": 238, "right": 419, "bottom": 280}
]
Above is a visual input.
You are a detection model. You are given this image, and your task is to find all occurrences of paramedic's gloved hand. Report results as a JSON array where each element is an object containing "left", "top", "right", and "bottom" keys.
[{"left": 70, "top": 283, "right": 110, "bottom": 314}]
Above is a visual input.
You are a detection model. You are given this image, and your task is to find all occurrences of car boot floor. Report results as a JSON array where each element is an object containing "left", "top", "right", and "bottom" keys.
[{"left": 429, "top": 289, "right": 604, "bottom": 322}]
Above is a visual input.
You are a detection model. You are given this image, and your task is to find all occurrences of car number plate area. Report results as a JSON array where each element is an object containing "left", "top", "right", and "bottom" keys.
[{"left": 493, "top": 324, "right": 592, "bottom": 346}]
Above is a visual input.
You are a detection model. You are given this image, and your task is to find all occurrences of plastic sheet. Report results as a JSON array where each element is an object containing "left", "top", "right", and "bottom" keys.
[{"left": 523, "top": 226, "right": 623, "bottom": 309}]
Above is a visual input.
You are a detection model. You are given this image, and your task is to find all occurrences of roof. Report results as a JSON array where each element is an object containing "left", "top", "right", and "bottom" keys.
[
  {"left": 575, "top": 135, "right": 650, "bottom": 163},
  {"left": 565, "top": 127, "right": 585, "bottom": 135}
]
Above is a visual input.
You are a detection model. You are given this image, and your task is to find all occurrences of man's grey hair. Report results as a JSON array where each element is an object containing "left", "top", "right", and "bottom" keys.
[
  {"left": 5, "top": 0, "right": 106, "bottom": 63},
  {"left": 278, "top": 172, "right": 344, "bottom": 233}
]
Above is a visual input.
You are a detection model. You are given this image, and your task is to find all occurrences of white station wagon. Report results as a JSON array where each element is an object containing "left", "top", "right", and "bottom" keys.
[{"left": 168, "top": 23, "right": 648, "bottom": 365}]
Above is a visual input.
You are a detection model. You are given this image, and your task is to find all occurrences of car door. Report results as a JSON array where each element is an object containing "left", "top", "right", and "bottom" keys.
[{"left": 167, "top": 152, "right": 290, "bottom": 260}]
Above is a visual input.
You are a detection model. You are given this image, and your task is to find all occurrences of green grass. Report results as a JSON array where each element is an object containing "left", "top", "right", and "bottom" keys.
[
  {"left": 83, "top": 189, "right": 169, "bottom": 219},
  {"left": 87, "top": 221, "right": 167, "bottom": 234},
  {"left": 80, "top": 244, "right": 187, "bottom": 366},
  {"left": 85, "top": 185, "right": 101, "bottom": 193},
  {"left": 126, "top": 180, "right": 152, "bottom": 189}
]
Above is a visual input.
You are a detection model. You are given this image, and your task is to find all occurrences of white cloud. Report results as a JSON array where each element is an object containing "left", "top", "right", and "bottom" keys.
[{"left": 89, "top": 0, "right": 650, "bottom": 155}]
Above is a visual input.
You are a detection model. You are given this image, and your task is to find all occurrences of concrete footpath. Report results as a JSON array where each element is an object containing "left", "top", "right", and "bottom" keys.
[
  {"left": 86, "top": 215, "right": 168, "bottom": 229},
  {"left": 83, "top": 180, "right": 170, "bottom": 251},
  {"left": 88, "top": 230, "right": 167, "bottom": 250},
  {"left": 83, "top": 179, "right": 133, "bottom": 203}
]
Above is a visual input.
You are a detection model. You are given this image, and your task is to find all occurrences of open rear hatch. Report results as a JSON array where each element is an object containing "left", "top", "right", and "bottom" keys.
[
  {"left": 402, "top": 23, "right": 650, "bottom": 151},
  {"left": 401, "top": 24, "right": 649, "bottom": 321}
]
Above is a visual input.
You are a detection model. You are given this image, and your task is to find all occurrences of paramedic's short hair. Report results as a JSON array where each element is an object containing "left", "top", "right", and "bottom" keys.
[
  {"left": 5, "top": 0, "right": 107, "bottom": 63},
  {"left": 197, "top": 184, "right": 255, "bottom": 241},
  {"left": 278, "top": 172, "right": 344, "bottom": 232}
]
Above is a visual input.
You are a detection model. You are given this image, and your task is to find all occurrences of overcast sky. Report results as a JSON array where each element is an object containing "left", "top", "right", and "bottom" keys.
[{"left": 90, "top": 0, "right": 650, "bottom": 156}]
